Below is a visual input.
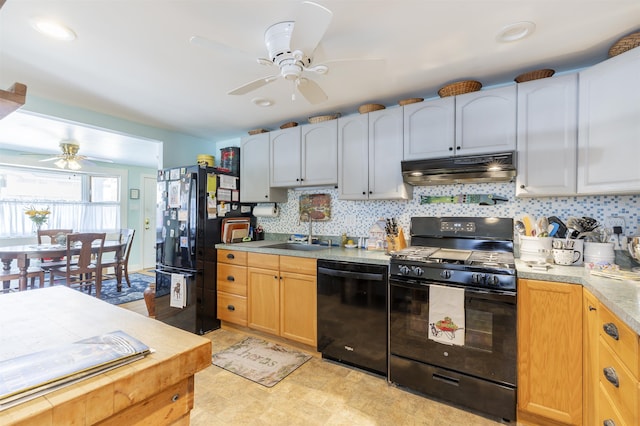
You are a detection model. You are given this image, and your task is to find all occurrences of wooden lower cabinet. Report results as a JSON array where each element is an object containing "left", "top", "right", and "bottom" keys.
[
  {"left": 217, "top": 250, "right": 248, "bottom": 326},
  {"left": 596, "top": 301, "right": 640, "bottom": 426},
  {"left": 247, "top": 253, "right": 317, "bottom": 347},
  {"left": 583, "top": 288, "right": 600, "bottom": 425},
  {"left": 517, "top": 279, "right": 582, "bottom": 425}
]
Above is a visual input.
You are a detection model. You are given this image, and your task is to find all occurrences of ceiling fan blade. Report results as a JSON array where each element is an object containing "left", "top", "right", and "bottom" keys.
[
  {"left": 290, "top": 1, "right": 333, "bottom": 55},
  {"left": 297, "top": 77, "right": 327, "bottom": 104},
  {"left": 83, "top": 156, "right": 114, "bottom": 163},
  {"left": 228, "top": 74, "right": 279, "bottom": 95}
]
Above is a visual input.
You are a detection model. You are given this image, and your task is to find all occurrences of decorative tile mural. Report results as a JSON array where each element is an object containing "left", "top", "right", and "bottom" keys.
[{"left": 256, "top": 182, "right": 640, "bottom": 241}]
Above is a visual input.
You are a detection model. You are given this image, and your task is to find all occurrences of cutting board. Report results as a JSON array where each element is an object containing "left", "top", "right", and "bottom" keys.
[{"left": 221, "top": 218, "right": 250, "bottom": 243}]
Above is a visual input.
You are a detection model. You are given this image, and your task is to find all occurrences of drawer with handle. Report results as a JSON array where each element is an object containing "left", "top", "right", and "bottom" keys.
[
  {"left": 217, "top": 292, "right": 247, "bottom": 327},
  {"left": 598, "top": 382, "right": 628, "bottom": 426},
  {"left": 598, "top": 303, "right": 639, "bottom": 378},
  {"left": 217, "top": 263, "right": 247, "bottom": 296},
  {"left": 598, "top": 337, "right": 638, "bottom": 425},
  {"left": 217, "top": 249, "right": 247, "bottom": 266}
]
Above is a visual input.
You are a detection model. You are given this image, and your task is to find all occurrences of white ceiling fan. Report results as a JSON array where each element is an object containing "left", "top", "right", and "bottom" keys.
[
  {"left": 191, "top": 1, "right": 380, "bottom": 105},
  {"left": 35, "top": 140, "right": 114, "bottom": 170}
]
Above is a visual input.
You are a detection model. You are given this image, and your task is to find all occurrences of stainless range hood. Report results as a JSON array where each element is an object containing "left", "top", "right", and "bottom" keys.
[{"left": 401, "top": 152, "right": 516, "bottom": 185}]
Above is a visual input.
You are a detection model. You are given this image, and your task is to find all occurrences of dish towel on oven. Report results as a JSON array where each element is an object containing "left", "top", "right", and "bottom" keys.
[{"left": 428, "top": 284, "right": 465, "bottom": 346}]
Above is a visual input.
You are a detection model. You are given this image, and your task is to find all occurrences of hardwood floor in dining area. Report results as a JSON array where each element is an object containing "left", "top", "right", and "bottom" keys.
[{"left": 118, "top": 296, "right": 506, "bottom": 426}]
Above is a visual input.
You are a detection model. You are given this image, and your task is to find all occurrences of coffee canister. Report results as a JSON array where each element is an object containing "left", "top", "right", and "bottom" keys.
[
  {"left": 196, "top": 154, "right": 215, "bottom": 167},
  {"left": 220, "top": 147, "right": 240, "bottom": 175}
]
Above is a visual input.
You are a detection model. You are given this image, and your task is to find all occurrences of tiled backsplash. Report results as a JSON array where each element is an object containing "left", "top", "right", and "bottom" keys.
[{"left": 256, "top": 182, "right": 640, "bottom": 240}]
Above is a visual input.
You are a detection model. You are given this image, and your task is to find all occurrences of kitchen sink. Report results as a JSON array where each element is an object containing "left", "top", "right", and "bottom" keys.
[{"left": 264, "top": 242, "right": 330, "bottom": 251}]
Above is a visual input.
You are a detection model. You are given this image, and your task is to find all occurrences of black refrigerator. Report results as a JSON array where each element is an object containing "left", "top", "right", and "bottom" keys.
[{"left": 155, "top": 164, "right": 250, "bottom": 334}]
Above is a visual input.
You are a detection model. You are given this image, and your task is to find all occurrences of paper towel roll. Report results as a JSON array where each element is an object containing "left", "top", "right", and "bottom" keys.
[{"left": 253, "top": 203, "right": 279, "bottom": 218}]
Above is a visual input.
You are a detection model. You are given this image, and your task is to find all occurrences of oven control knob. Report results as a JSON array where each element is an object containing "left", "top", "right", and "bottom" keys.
[
  {"left": 471, "top": 273, "right": 485, "bottom": 284},
  {"left": 413, "top": 267, "right": 424, "bottom": 276},
  {"left": 486, "top": 275, "right": 500, "bottom": 286},
  {"left": 399, "top": 265, "right": 411, "bottom": 276},
  {"left": 440, "top": 270, "right": 451, "bottom": 280}
]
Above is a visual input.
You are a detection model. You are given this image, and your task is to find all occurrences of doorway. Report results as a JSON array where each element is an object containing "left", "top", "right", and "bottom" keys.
[{"left": 142, "top": 174, "right": 157, "bottom": 269}]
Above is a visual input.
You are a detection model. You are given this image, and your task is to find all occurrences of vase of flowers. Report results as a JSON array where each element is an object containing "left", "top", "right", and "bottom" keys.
[{"left": 24, "top": 205, "right": 50, "bottom": 231}]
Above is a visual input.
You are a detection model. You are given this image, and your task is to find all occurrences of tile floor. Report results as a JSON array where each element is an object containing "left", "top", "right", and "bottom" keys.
[{"left": 189, "top": 327, "right": 506, "bottom": 425}]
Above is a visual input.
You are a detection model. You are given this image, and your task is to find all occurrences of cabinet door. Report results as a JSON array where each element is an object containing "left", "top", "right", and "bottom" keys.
[
  {"left": 516, "top": 74, "right": 578, "bottom": 196},
  {"left": 270, "top": 126, "right": 302, "bottom": 187},
  {"left": 247, "top": 267, "right": 280, "bottom": 335},
  {"left": 403, "top": 97, "right": 455, "bottom": 160},
  {"left": 240, "top": 133, "right": 287, "bottom": 203},
  {"left": 280, "top": 271, "right": 317, "bottom": 346},
  {"left": 338, "top": 114, "right": 369, "bottom": 200},
  {"left": 583, "top": 288, "right": 600, "bottom": 426},
  {"left": 456, "top": 85, "right": 516, "bottom": 155},
  {"left": 368, "top": 108, "right": 412, "bottom": 200},
  {"left": 517, "top": 279, "right": 582, "bottom": 425},
  {"left": 578, "top": 47, "right": 640, "bottom": 194},
  {"left": 301, "top": 120, "right": 338, "bottom": 186}
]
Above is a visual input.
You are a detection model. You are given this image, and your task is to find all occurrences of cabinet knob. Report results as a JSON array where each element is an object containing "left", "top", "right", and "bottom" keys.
[
  {"left": 603, "top": 322, "right": 619, "bottom": 340},
  {"left": 603, "top": 419, "right": 616, "bottom": 426},
  {"left": 449, "top": 147, "right": 453, "bottom": 151},
  {"left": 456, "top": 146, "right": 461, "bottom": 150},
  {"left": 362, "top": 191, "right": 366, "bottom": 195},
  {"left": 264, "top": 195, "right": 268, "bottom": 198},
  {"left": 227, "top": 275, "right": 235, "bottom": 282},
  {"left": 300, "top": 178, "right": 304, "bottom": 182},
  {"left": 520, "top": 185, "right": 526, "bottom": 189},
  {"left": 368, "top": 191, "right": 372, "bottom": 194},
  {"left": 589, "top": 305, "right": 597, "bottom": 311},
  {"left": 274, "top": 275, "right": 278, "bottom": 279},
  {"left": 226, "top": 253, "right": 235, "bottom": 259},
  {"left": 227, "top": 304, "right": 235, "bottom": 311},
  {"left": 296, "top": 178, "right": 300, "bottom": 181},
  {"left": 603, "top": 367, "right": 619, "bottom": 387}
]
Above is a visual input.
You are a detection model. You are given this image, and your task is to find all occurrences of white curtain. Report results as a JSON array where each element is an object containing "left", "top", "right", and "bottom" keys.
[{"left": 0, "top": 201, "right": 120, "bottom": 237}]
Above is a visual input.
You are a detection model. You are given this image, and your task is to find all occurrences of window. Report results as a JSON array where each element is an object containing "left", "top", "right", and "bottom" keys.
[{"left": 0, "top": 166, "right": 121, "bottom": 236}]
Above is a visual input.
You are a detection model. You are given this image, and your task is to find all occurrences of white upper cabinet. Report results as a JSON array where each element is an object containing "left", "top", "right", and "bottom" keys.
[
  {"left": 240, "top": 133, "right": 287, "bottom": 203},
  {"left": 578, "top": 47, "right": 640, "bottom": 194},
  {"left": 301, "top": 120, "right": 338, "bottom": 186},
  {"left": 402, "top": 85, "right": 516, "bottom": 161},
  {"left": 403, "top": 97, "right": 455, "bottom": 160},
  {"left": 516, "top": 73, "right": 578, "bottom": 197},
  {"left": 338, "top": 108, "right": 412, "bottom": 200},
  {"left": 455, "top": 85, "right": 517, "bottom": 155},
  {"left": 270, "top": 126, "right": 301, "bottom": 187},
  {"left": 270, "top": 121, "right": 338, "bottom": 187}
]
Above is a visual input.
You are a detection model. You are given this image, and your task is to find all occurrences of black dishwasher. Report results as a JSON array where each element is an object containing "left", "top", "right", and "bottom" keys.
[{"left": 317, "top": 259, "right": 388, "bottom": 376}]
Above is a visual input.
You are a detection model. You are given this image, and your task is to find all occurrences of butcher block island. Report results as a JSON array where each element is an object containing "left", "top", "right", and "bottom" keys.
[{"left": 0, "top": 286, "right": 211, "bottom": 426}]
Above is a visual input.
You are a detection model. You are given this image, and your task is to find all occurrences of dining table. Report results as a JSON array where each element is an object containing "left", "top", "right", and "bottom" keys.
[{"left": 0, "top": 240, "right": 126, "bottom": 292}]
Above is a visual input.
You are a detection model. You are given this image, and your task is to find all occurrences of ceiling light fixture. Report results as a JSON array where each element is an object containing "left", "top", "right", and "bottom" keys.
[
  {"left": 54, "top": 158, "right": 82, "bottom": 170},
  {"left": 251, "top": 97, "right": 274, "bottom": 107},
  {"left": 497, "top": 21, "right": 536, "bottom": 42},
  {"left": 31, "top": 18, "right": 77, "bottom": 41}
]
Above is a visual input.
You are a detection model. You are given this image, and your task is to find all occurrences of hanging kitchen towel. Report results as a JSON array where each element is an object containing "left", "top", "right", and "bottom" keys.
[
  {"left": 428, "top": 284, "right": 465, "bottom": 346},
  {"left": 170, "top": 273, "right": 186, "bottom": 308}
]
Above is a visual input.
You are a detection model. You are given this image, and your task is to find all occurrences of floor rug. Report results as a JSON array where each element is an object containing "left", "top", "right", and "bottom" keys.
[
  {"left": 212, "top": 337, "right": 312, "bottom": 387},
  {"left": 88, "top": 273, "right": 155, "bottom": 305}
]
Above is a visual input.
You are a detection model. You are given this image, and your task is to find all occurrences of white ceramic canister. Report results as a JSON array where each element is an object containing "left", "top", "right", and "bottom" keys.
[
  {"left": 583, "top": 241, "right": 615, "bottom": 264},
  {"left": 519, "top": 236, "right": 553, "bottom": 263}
]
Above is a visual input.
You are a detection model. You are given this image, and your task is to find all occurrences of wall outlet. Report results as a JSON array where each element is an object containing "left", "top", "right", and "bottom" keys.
[
  {"left": 345, "top": 215, "right": 356, "bottom": 227},
  {"left": 606, "top": 216, "right": 626, "bottom": 230}
]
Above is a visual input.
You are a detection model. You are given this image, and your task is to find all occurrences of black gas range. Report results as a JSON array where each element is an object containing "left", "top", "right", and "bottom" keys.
[{"left": 388, "top": 217, "right": 517, "bottom": 422}]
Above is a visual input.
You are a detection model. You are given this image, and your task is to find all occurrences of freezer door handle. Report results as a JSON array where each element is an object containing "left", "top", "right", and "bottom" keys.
[{"left": 155, "top": 268, "right": 194, "bottom": 278}]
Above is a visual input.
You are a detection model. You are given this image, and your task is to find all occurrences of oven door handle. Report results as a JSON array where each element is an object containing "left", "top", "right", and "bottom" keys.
[{"left": 318, "top": 267, "right": 385, "bottom": 281}]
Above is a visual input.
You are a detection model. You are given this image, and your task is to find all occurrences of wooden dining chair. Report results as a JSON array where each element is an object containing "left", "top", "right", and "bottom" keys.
[
  {"left": 37, "top": 228, "right": 74, "bottom": 282},
  {"left": 50, "top": 233, "right": 106, "bottom": 298},
  {"left": 1, "top": 254, "right": 46, "bottom": 292},
  {"left": 102, "top": 228, "right": 135, "bottom": 288}
]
